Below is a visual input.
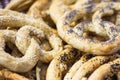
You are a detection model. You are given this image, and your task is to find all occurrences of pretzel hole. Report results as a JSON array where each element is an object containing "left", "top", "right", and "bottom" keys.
[
  {"left": 42, "top": 14, "right": 56, "bottom": 29},
  {"left": 5, "top": 42, "right": 23, "bottom": 57},
  {"left": 112, "top": 74, "right": 118, "bottom": 80},
  {"left": 4, "top": 43, "right": 12, "bottom": 53},
  {"left": 84, "top": 31, "right": 109, "bottom": 42},
  {"left": 33, "top": 37, "right": 52, "bottom": 51},
  {"left": 103, "top": 11, "right": 118, "bottom": 24}
]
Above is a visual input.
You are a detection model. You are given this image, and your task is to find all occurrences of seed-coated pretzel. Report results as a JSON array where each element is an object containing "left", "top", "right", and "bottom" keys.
[
  {"left": 5, "top": 0, "right": 61, "bottom": 54},
  {"left": 72, "top": 54, "right": 120, "bottom": 80},
  {"left": 64, "top": 54, "right": 94, "bottom": 80},
  {"left": 0, "top": 9, "right": 63, "bottom": 62},
  {"left": 88, "top": 58, "right": 120, "bottom": 80},
  {"left": 5, "top": 0, "right": 35, "bottom": 11},
  {"left": 46, "top": 45, "right": 80, "bottom": 80},
  {"left": 16, "top": 25, "right": 63, "bottom": 63},
  {"left": 57, "top": 5, "right": 120, "bottom": 55},
  {"left": 0, "top": 30, "right": 40, "bottom": 72}
]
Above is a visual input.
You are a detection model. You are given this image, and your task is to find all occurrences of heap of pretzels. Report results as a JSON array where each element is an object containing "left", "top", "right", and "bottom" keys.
[{"left": 0, "top": 0, "right": 120, "bottom": 80}]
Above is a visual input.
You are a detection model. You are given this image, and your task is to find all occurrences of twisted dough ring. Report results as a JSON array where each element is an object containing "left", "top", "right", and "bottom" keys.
[
  {"left": 0, "top": 30, "right": 41, "bottom": 72},
  {"left": 64, "top": 54, "right": 94, "bottom": 80},
  {"left": 16, "top": 25, "right": 63, "bottom": 63},
  {"left": 46, "top": 45, "right": 81, "bottom": 80},
  {"left": 57, "top": 4, "right": 120, "bottom": 55},
  {"left": 72, "top": 54, "right": 120, "bottom": 80},
  {"left": 5, "top": 0, "right": 35, "bottom": 11},
  {"left": 88, "top": 58, "right": 120, "bottom": 80}
]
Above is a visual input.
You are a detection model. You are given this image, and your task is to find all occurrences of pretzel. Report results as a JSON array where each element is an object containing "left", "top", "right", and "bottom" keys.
[
  {"left": 0, "top": 8, "right": 63, "bottom": 62},
  {"left": 57, "top": 4, "right": 120, "bottom": 55},
  {"left": 72, "top": 54, "right": 120, "bottom": 80},
  {"left": 46, "top": 45, "right": 80, "bottom": 80},
  {"left": 88, "top": 58, "right": 120, "bottom": 80},
  {"left": 0, "top": 30, "right": 41, "bottom": 72},
  {"left": 64, "top": 54, "right": 94, "bottom": 80},
  {"left": 5, "top": 0, "right": 34, "bottom": 11},
  {"left": 16, "top": 25, "right": 62, "bottom": 63}
]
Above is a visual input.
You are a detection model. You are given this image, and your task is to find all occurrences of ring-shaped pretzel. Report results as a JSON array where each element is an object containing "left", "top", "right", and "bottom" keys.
[{"left": 0, "top": 9, "right": 63, "bottom": 61}]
